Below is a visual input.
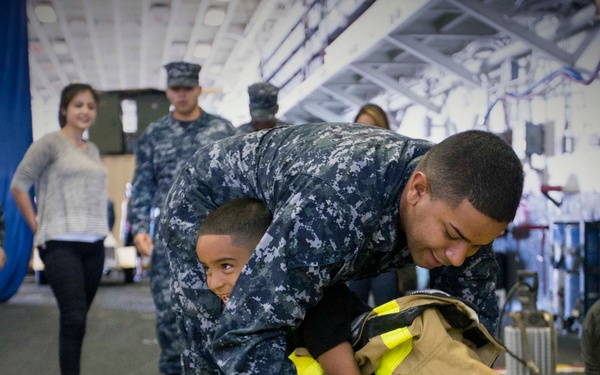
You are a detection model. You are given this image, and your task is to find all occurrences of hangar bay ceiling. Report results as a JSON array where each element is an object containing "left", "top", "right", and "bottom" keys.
[{"left": 27, "top": 0, "right": 600, "bottom": 129}]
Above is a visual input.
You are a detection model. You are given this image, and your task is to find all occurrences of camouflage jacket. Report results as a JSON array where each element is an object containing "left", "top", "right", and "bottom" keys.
[
  {"left": 159, "top": 123, "right": 500, "bottom": 374},
  {"left": 129, "top": 110, "right": 235, "bottom": 236}
]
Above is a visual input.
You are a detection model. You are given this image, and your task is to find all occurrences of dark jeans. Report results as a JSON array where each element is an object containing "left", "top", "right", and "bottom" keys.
[{"left": 39, "top": 240, "right": 105, "bottom": 375}]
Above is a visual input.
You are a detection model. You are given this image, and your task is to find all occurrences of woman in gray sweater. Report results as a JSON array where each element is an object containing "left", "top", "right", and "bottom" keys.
[{"left": 11, "top": 83, "right": 108, "bottom": 375}]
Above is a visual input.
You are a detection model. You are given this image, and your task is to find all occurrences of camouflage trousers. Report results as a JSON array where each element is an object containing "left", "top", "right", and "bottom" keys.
[{"left": 150, "top": 242, "right": 182, "bottom": 374}]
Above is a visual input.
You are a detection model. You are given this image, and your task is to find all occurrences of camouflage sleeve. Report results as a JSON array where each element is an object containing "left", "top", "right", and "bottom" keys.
[
  {"left": 0, "top": 203, "right": 5, "bottom": 247},
  {"left": 128, "top": 132, "right": 156, "bottom": 236},
  {"left": 429, "top": 243, "right": 499, "bottom": 335},
  {"left": 212, "top": 177, "right": 362, "bottom": 374},
  {"left": 233, "top": 122, "right": 252, "bottom": 135},
  {"left": 159, "top": 152, "right": 244, "bottom": 374},
  {"left": 161, "top": 153, "right": 364, "bottom": 373}
]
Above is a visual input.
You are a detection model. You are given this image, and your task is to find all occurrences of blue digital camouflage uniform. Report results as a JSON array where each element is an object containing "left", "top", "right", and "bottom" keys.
[
  {"left": 235, "top": 82, "right": 287, "bottom": 135},
  {"left": 159, "top": 123, "right": 500, "bottom": 374},
  {"left": 129, "top": 110, "right": 235, "bottom": 374},
  {"left": 234, "top": 118, "right": 288, "bottom": 135}
]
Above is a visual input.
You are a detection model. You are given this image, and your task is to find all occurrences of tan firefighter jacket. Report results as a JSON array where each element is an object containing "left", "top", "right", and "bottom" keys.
[{"left": 290, "top": 290, "right": 504, "bottom": 375}]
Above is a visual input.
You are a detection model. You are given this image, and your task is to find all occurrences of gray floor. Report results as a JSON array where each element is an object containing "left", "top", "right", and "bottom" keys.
[
  {"left": 0, "top": 273, "right": 587, "bottom": 375},
  {"left": 0, "top": 273, "right": 161, "bottom": 375}
]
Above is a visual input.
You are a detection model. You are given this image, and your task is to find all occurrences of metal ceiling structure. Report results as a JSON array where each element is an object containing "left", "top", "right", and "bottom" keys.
[{"left": 27, "top": 0, "right": 600, "bottom": 129}]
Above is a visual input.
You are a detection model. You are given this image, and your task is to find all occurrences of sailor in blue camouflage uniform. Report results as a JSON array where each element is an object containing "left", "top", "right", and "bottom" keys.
[
  {"left": 235, "top": 82, "right": 287, "bottom": 134},
  {"left": 159, "top": 123, "right": 524, "bottom": 374},
  {"left": 128, "top": 61, "right": 235, "bottom": 375}
]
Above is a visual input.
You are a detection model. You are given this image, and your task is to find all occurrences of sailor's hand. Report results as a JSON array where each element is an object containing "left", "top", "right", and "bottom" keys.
[{"left": 133, "top": 233, "right": 154, "bottom": 257}]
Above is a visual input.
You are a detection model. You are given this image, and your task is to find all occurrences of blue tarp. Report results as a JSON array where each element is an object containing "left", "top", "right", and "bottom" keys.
[{"left": 0, "top": 0, "right": 34, "bottom": 301}]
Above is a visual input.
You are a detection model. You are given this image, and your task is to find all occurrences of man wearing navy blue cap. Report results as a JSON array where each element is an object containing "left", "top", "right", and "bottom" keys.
[
  {"left": 235, "top": 82, "right": 288, "bottom": 134},
  {"left": 128, "top": 61, "right": 235, "bottom": 375}
]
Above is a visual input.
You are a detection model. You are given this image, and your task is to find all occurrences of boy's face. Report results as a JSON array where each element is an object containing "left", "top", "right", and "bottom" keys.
[{"left": 196, "top": 234, "right": 254, "bottom": 303}]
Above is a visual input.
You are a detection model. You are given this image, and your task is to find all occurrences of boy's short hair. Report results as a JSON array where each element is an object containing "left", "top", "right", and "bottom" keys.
[
  {"left": 199, "top": 197, "right": 272, "bottom": 248},
  {"left": 416, "top": 130, "right": 524, "bottom": 223}
]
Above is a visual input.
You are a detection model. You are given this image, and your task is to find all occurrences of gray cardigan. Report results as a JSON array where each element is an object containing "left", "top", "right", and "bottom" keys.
[{"left": 11, "top": 131, "right": 108, "bottom": 246}]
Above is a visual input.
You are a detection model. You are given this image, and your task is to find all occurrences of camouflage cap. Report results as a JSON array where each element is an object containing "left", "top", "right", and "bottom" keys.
[
  {"left": 164, "top": 62, "right": 201, "bottom": 88},
  {"left": 248, "top": 82, "right": 279, "bottom": 121}
]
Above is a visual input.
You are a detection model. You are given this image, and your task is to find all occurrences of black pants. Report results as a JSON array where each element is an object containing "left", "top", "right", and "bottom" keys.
[
  {"left": 39, "top": 240, "right": 105, "bottom": 375},
  {"left": 348, "top": 270, "right": 401, "bottom": 307}
]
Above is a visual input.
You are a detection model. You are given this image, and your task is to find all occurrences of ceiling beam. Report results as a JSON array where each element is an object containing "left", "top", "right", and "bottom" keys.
[
  {"left": 202, "top": 0, "right": 241, "bottom": 77},
  {"left": 573, "top": 26, "right": 600, "bottom": 66},
  {"left": 224, "top": 0, "right": 278, "bottom": 72},
  {"left": 50, "top": 0, "right": 88, "bottom": 83},
  {"left": 139, "top": 0, "right": 151, "bottom": 88},
  {"left": 29, "top": 55, "right": 59, "bottom": 98},
  {"left": 277, "top": 0, "right": 434, "bottom": 115},
  {"left": 317, "top": 86, "right": 365, "bottom": 108},
  {"left": 112, "top": 0, "right": 127, "bottom": 89},
  {"left": 439, "top": 12, "right": 470, "bottom": 32},
  {"left": 302, "top": 103, "right": 343, "bottom": 122},
  {"left": 82, "top": 0, "right": 108, "bottom": 88},
  {"left": 348, "top": 64, "right": 441, "bottom": 113},
  {"left": 26, "top": 2, "right": 70, "bottom": 86},
  {"left": 555, "top": 3, "right": 598, "bottom": 38},
  {"left": 183, "top": 2, "right": 211, "bottom": 62},
  {"left": 479, "top": 10, "right": 600, "bottom": 73},
  {"left": 158, "top": 0, "right": 182, "bottom": 87},
  {"left": 385, "top": 35, "right": 481, "bottom": 87},
  {"left": 445, "top": 0, "right": 575, "bottom": 67},
  {"left": 403, "top": 33, "right": 482, "bottom": 39}
]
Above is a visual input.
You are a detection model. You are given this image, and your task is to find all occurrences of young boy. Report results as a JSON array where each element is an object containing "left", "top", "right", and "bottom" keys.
[{"left": 195, "top": 197, "right": 370, "bottom": 375}]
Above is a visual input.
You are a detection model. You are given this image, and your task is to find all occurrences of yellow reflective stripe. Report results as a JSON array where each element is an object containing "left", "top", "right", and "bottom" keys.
[
  {"left": 289, "top": 349, "right": 325, "bottom": 375},
  {"left": 369, "top": 301, "right": 414, "bottom": 374},
  {"left": 376, "top": 338, "right": 413, "bottom": 375},
  {"left": 375, "top": 327, "right": 414, "bottom": 375},
  {"left": 372, "top": 299, "right": 400, "bottom": 315},
  {"left": 381, "top": 326, "right": 413, "bottom": 349}
]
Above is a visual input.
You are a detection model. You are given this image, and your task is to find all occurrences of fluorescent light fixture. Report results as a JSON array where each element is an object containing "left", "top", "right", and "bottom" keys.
[
  {"left": 193, "top": 43, "right": 212, "bottom": 59},
  {"left": 204, "top": 8, "right": 225, "bottom": 26},
  {"left": 35, "top": 4, "right": 57, "bottom": 23},
  {"left": 53, "top": 41, "right": 69, "bottom": 55}
]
